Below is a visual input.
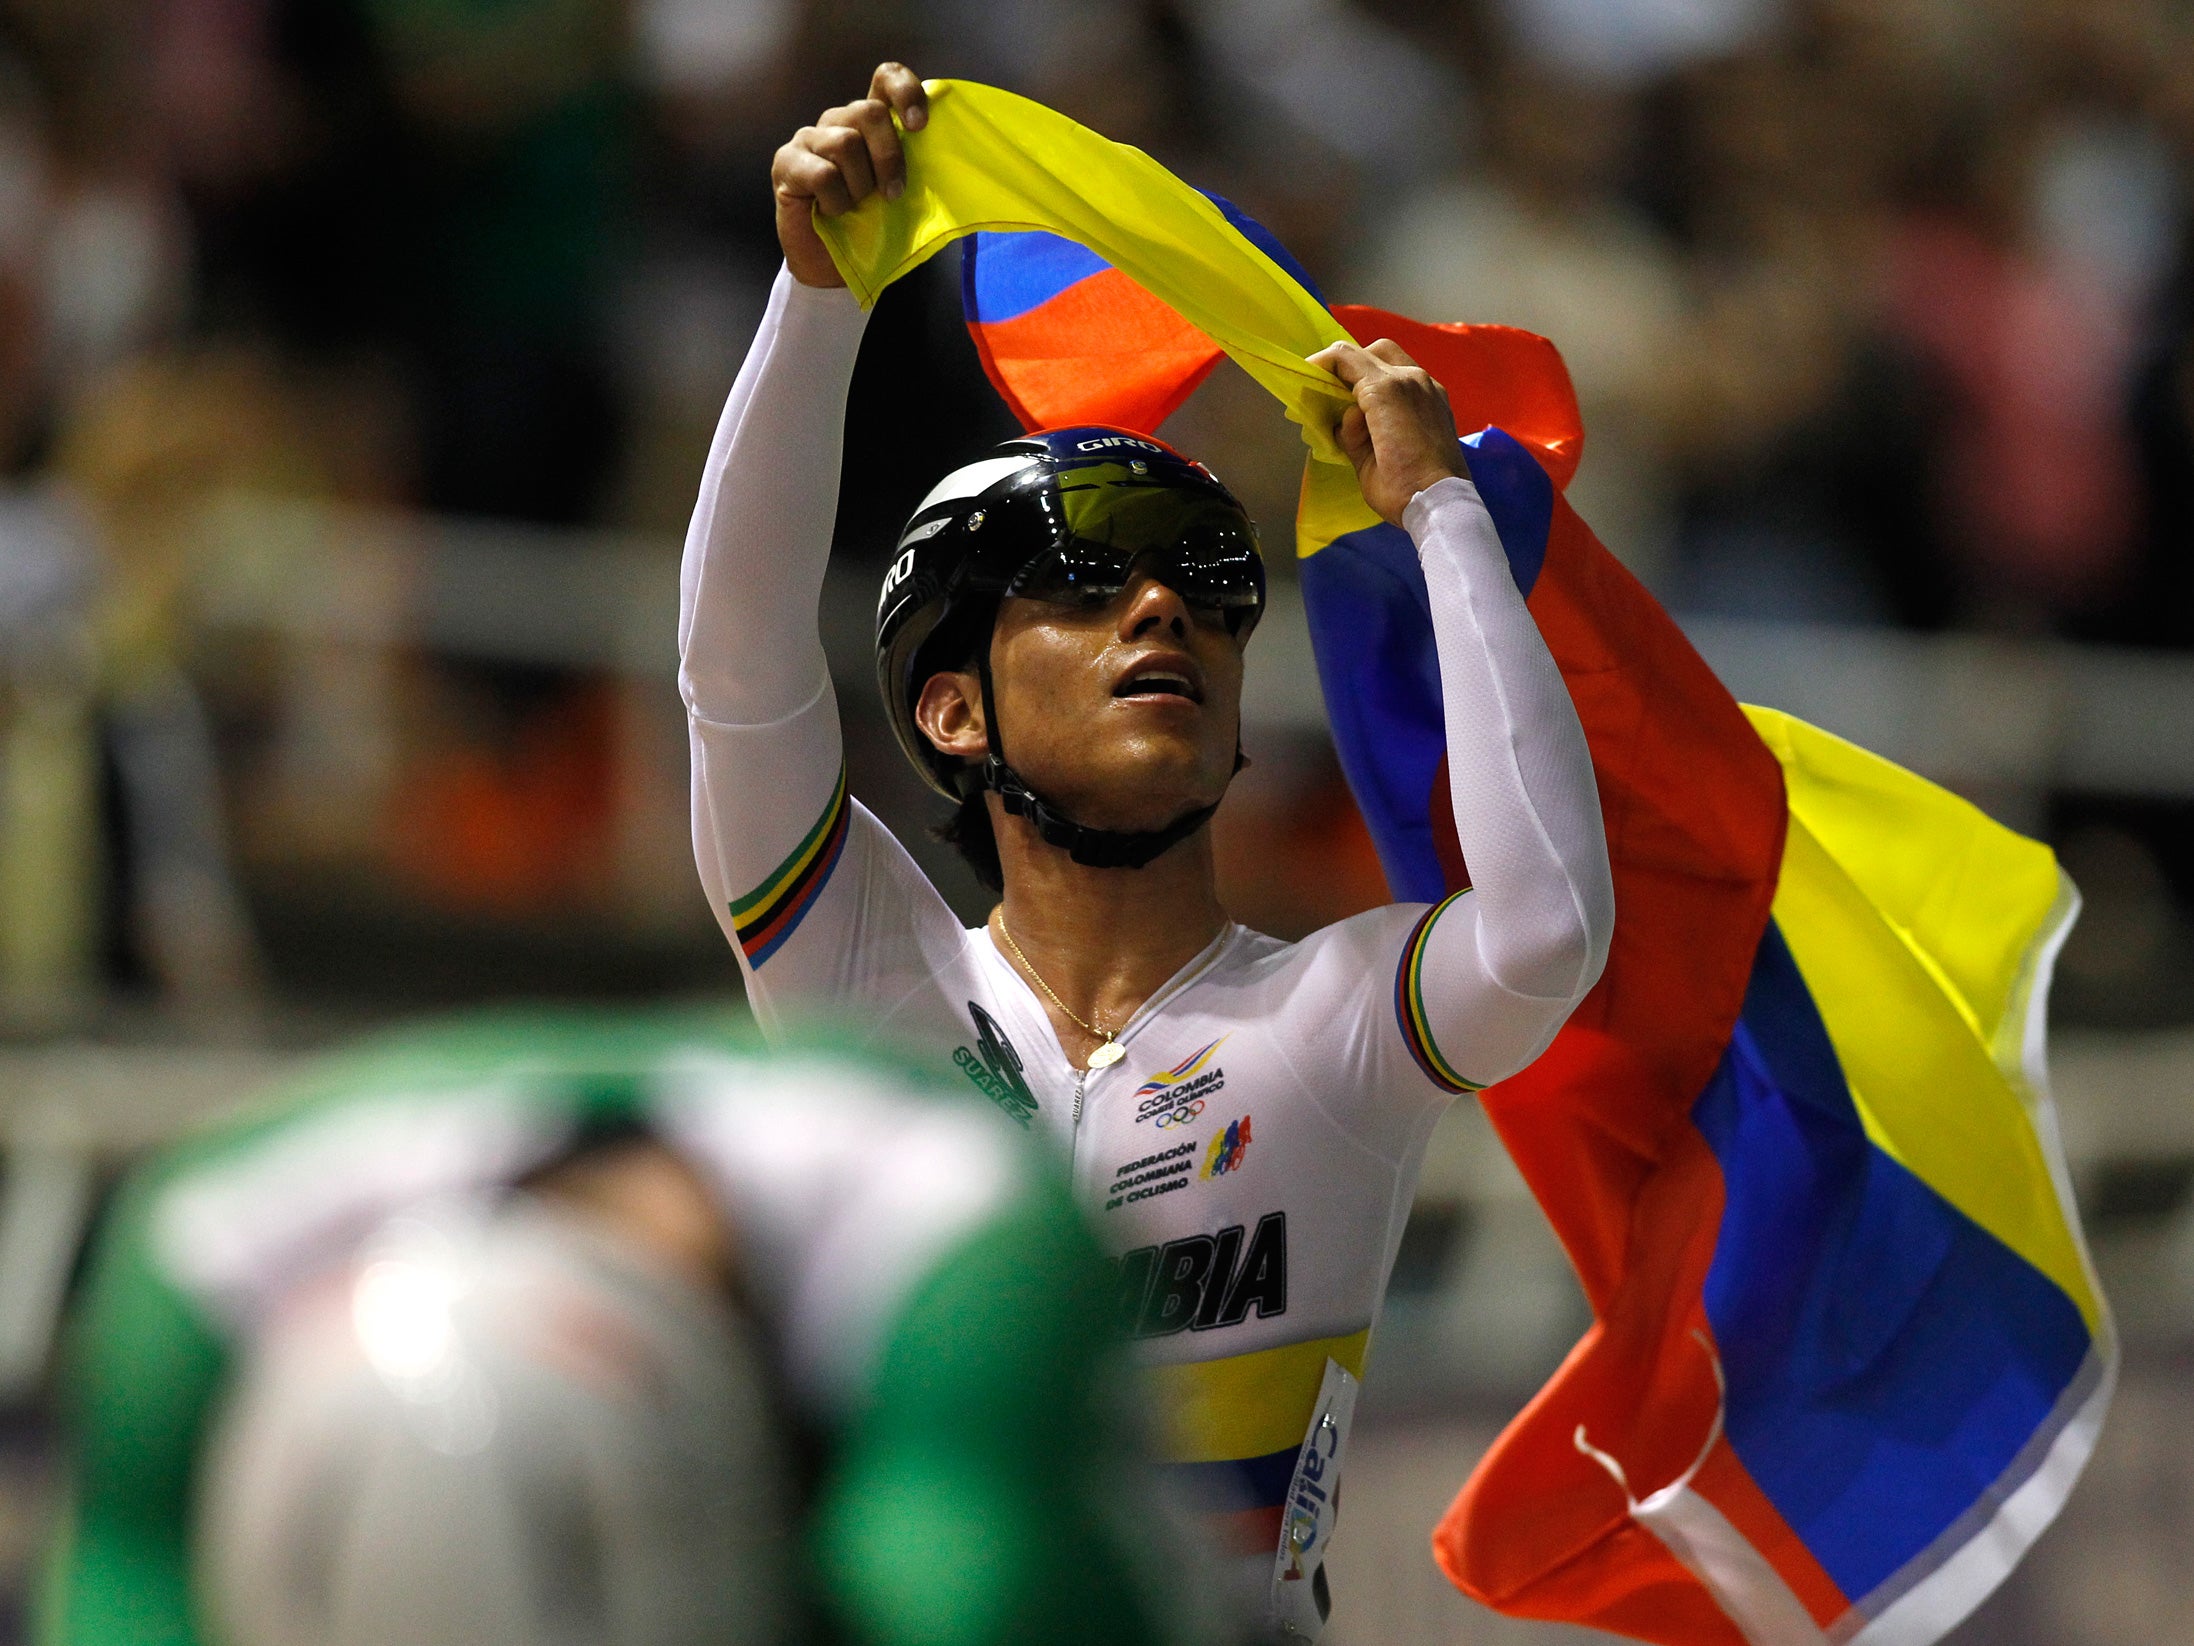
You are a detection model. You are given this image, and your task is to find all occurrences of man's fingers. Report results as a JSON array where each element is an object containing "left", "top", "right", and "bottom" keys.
[
  {"left": 775, "top": 144, "right": 853, "bottom": 216},
  {"left": 775, "top": 70, "right": 929, "bottom": 287},
  {"left": 775, "top": 141, "right": 855, "bottom": 217},
  {"left": 1311, "top": 338, "right": 1429, "bottom": 389},
  {"left": 870, "top": 62, "right": 928, "bottom": 130},
  {"left": 1309, "top": 340, "right": 1375, "bottom": 386},
  {"left": 824, "top": 99, "right": 905, "bottom": 200},
  {"left": 809, "top": 124, "right": 877, "bottom": 207},
  {"left": 1337, "top": 403, "right": 1371, "bottom": 462}
]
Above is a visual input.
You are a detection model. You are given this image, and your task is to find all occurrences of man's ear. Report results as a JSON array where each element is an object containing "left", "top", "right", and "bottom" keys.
[{"left": 913, "top": 669, "right": 989, "bottom": 761}]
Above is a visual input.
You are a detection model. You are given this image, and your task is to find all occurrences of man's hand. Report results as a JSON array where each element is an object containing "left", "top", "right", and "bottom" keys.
[
  {"left": 772, "top": 63, "right": 928, "bottom": 289},
  {"left": 1309, "top": 339, "right": 1471, "bottom": 527}
]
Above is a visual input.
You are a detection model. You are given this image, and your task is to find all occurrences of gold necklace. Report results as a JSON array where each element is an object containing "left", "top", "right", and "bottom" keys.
[{"left": 991, "top": 909, "right": 1126, "bottom": 1070}]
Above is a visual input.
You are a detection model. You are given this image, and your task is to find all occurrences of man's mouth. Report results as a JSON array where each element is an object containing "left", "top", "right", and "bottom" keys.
[{"left": 1113, "top": 665, "right": 1204, "bottom": 704}]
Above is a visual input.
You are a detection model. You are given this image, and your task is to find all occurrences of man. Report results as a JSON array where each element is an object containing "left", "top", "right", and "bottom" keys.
[
  {"left": 44, "top": 1010, "right": 1187, "bottom": 1646},
  {"left": 684, "top": 65, "right": 1615, "bottom": 1638}
]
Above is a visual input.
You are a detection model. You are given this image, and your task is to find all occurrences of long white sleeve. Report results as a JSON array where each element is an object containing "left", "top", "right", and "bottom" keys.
[
  {"left": 678, "top": 267, "right": 869, "bottom": 726},
  {"left": 679, "top": 266, "right": 968, "bottom": 1034},
  {"left": 1407, "top": 473, "right": 1614, "bottom": 1080}
]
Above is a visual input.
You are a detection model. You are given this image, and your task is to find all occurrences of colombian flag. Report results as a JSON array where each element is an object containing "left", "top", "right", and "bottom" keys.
[{"left": 817, "top": 80, "right": 2113, "bottom": 1645}]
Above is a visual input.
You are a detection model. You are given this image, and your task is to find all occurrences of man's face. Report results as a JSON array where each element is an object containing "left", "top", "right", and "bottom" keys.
[{"left": 921, "top": 572, "right": 1248, "bottom": 834}]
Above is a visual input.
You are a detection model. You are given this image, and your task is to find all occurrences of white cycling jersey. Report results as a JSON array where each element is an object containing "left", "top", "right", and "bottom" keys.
[{"left": 681, "top": 268, "right": 1615, "bottom": 1639}]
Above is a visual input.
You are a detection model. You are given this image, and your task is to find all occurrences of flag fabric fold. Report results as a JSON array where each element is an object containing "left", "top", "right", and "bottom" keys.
[{"left": 814, "top": 79, "right": 2113, "bottom": 1646}]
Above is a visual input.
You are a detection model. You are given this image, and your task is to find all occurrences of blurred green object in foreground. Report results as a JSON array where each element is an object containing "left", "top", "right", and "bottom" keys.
[{"left": 41, "top": 1006, "right": 1189, "bottom": 1646}]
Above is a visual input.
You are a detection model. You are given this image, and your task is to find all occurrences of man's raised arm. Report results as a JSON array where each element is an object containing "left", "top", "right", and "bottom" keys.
[
  {"left": 676, "top": 267, "right": 866, "bottom": 727},
  {"left": 1317, "top": 339, "right": 1615, "bottom": 1090},
  {"left": 678, "top": 64, "right": 930, "bottom": 724},
  {"left": 682, "top": 69, "right": 968, "bottom": 1023}
]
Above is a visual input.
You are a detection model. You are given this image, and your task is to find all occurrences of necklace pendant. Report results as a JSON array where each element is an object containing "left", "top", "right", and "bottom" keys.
[{"left": 1087, "top": 1040, "right": 1125, "bottom": 1070}]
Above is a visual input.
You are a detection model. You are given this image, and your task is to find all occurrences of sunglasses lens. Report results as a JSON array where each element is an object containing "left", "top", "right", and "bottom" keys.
[
  {"left": 1005, "top": 482, "right": 1264, "bottom": 617},
  {"left": 1012, "top": 541, "right": 1265, "bottom": 613},
  {"left": 1012, "top": 548, "right": 1129, "bottom": 605}
]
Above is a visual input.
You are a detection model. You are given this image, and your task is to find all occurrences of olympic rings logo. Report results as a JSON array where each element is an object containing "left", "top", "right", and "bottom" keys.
[{"left": 1153, "top": 1100, "right": 1206, "bottom": 1128}]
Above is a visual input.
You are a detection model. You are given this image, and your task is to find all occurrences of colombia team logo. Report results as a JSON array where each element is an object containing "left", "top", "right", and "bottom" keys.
[
  {"left": 1132, "top": 1036, "right": 1228, "bottom": 1125},
  {"left": 1202, "top": 1114, "right": 1252, "bottom": 1178}
]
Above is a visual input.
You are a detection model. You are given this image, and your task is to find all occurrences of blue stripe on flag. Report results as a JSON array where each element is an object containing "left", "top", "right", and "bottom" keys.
[
  {"left": 1460, "top": 426, "right": 1553, "bottom": 596},
  {"left": 1302, "top": 428, "right": 1556, "bottom": 903},
  {"left": 963, "top": 191, "right": 1322, "bottom": 328},
  {"left": 1165, "top": 1445, "right": 1303, "bottom": 1511},
  {"left": 1202, "top": 190, "right": 1327, "bottom": 303},
  {"left": 961, "top": 230, "right": 1113, "bottom": 324},
  {"left": 1691, "top": 921, "right": 2093, "bottom": 1601},
  {"left": 1302, "top": 520, "right": 1449, "bottom": 903}
]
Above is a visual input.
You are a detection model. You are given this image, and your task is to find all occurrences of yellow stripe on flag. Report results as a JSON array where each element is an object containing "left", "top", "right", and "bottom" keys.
[
  {"left": 1744, "top": 706, "right": 2100, "bottom": 1331},
  {"left": 812, "top": 79, "right": 1357, "bottom": 464},
  {"left": 1296, "top": 458, "right": 1383, "bottom": 560}
]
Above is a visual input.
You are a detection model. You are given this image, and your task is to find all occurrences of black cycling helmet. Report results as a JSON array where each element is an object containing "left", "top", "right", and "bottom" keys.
[{"left": 875, "top": 426, "right": 1265, "bottom": 869}]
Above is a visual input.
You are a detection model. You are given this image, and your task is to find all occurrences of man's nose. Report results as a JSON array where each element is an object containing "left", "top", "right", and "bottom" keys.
[{"left": 1118, "top": 574, "right": 1191, "bottom": 640}]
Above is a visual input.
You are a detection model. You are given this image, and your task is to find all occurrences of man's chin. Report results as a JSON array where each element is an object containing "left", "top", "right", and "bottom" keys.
[{"left": 1006, "top": 760, "right": 1229, "bottom": 836}]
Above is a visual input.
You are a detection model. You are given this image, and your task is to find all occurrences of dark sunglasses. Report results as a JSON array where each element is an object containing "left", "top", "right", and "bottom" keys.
[{"left": 996, "top": 481, "right": 1265, "bottom": 630}]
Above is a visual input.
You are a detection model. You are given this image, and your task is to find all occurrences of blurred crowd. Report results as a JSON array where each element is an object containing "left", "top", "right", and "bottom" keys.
[{"left": 1, "top": 0, "right": 2192, "bottom": 1021}]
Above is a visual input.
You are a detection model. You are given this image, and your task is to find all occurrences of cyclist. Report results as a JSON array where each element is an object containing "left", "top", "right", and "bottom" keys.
[
  {"left": 684, "top": 64, "right": 1614, "bottom": 1638},
  {"left": 44, "top": 1010, "right": 1190, "bottom": 1646}
]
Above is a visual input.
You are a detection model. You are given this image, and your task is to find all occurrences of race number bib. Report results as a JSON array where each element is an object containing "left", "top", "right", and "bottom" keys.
[{"left": 1268, "top": 1357, "right": 1359, "bottom": 1639}]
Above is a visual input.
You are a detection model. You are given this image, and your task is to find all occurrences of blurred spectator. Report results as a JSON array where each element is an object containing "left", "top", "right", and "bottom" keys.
[
  {"left": 1866, "top": 0, "right": 2182, "bottom": 634},
  {"left": 0, "top": 485, "right": 96, "bottom": 1025},
  {"left": 386, "top": 662, "right": 619, "bottom": 912},
  {"left": 0, "top": 0, "right": 2185, "bottom": 1001},
  {"left": 1356, "top": 55, "right": 1688, "bottom": 581},
  {"left": 52, "top": 354, "right": 285, "bottom": 1013},
  {"left": 1182, "top": 0, "right": 1461, "bottom": 183},
  {"left": 1883, "top": 110, "right": 2149, "bottom": 629},
  {"left": 1650, "top": 34, "right": 1944, "bottom": 624},
  {"left": 1500, "top": 0, "right": 1783, "bottom": 86},
  {"left": 360, "top": 0, "right": 633, "bottom": 525},
  {"left": 2088, "top": 23, "right": 2194, "bottom": 655}
]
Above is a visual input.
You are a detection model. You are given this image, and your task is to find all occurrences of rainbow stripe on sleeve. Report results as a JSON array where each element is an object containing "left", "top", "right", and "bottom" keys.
[
  {"left": 728, "top": 767, "right": 850, "bottom": 968},
  {"left": 1395, "top": 892, "right": 1485, "bottom": 1095}
]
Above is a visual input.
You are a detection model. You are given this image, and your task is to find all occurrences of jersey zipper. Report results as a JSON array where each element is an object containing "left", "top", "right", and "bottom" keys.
[{"left": 1070, "top": 1068, "right": 1087, "bottom": 1170}]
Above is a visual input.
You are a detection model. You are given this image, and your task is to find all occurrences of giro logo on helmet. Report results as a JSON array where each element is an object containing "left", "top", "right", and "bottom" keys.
[
  {"left": 1074, "top": 434, "right": 1164, "bottom": 454},
  {"left": 879, "top": 546, "right": 919, "bottom": 600}
]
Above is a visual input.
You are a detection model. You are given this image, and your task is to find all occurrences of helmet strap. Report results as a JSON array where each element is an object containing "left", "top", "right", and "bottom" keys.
[{"left": 969, "top": 653, "right": 1228, "bottom": 872}]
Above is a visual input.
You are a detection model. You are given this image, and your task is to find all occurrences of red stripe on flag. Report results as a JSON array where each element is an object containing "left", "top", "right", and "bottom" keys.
[
  {"left": 1205, "top": 1502, "right": 1287, "bottom": 1556},
  {"left": 968, "top": 266, "right": 1223, "bottom": 434},
  {"left": 1433, "top": 485, "right": 1794, "bottom": 1641},
  {"left": 1333, "top": 305, "right": 1584, "bottom": 492},
  {"left": 1692, "top": 1438, "right": 1853, "bottom": 1628}
]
